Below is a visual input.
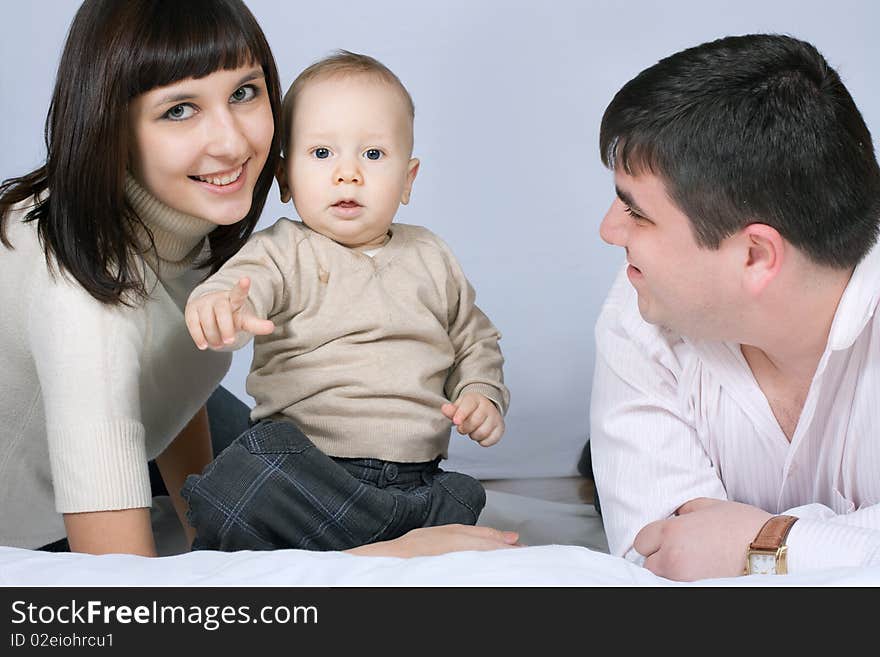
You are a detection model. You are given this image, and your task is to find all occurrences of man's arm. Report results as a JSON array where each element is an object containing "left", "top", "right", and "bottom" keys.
[
  {"left": 589, "top": 269, "right": 726, "bottom": 565},
  {"left": 777, "top": 503, "right": 880, "bottom": 571}
]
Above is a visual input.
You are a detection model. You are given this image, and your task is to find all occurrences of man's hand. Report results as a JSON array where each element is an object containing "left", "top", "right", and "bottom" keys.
[
  {"left": 185, "top": 277, "right": 275, "bottom": 350},
  {"left": 441, "top": 393, "right": 504, "bottom": 447},
  {"left": 633, "top": 497, "right": 772, "bottom": 581}
]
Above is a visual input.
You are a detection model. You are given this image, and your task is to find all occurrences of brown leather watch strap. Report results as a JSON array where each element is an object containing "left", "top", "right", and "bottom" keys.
[{"left": 749, "top": 515, "right": 798, "bottom": 550}]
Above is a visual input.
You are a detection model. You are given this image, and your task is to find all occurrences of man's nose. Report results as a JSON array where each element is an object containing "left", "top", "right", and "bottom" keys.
[{"left": 599, "top": 199, "right": 628, "bottom": 247}]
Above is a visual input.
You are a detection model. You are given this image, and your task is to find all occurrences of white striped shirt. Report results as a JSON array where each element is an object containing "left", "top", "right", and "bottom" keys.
[{"left": 590, "top": 241, "right": 880, "bottom": 573}]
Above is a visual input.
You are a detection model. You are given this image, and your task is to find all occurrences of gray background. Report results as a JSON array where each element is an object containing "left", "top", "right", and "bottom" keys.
[{"left": 3, "top": 1, "right": 878, "bottom": 478}]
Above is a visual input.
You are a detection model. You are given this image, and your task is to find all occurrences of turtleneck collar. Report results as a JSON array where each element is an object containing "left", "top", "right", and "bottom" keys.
[{"left": 124, "top": 174, "right": 217, "bottom": 280}]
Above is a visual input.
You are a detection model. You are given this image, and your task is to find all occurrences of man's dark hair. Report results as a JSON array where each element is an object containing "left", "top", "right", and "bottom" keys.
[{"left": 600, "top": 33, "right": 880, "bottom": 269}]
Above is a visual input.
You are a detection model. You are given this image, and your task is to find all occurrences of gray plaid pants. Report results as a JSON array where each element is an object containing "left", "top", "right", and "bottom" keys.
[{"left": 182, "top": 419, "right": 486, "bottom": 552}]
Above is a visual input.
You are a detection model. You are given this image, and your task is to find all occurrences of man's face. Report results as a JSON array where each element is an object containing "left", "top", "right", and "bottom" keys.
[
  {"left": 599, "top": 168, "right": 741, "bottom": 340},
  {"left": 284, "top": 75, "right": 419, "bottom": 250}
]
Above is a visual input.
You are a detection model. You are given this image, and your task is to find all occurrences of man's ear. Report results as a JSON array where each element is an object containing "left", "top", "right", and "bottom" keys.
[
  {"left": 741, "top": 223, "right": 785, "bottom": 296},
  {"left": 276, "top": 156, "right": 291, "bottom": 203},
  {"left": 400, "top": 158, "right": 420, "bottom": 205}
]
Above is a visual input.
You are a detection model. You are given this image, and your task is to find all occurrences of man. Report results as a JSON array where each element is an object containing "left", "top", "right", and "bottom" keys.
[{"left": 590, "top": 33, "right": 880, "bottom": 580}]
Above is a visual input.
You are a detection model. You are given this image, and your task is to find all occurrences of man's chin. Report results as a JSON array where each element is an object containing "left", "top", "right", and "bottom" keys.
[{"left": 636, "top": 298, "right": 676, "bottom": 332}]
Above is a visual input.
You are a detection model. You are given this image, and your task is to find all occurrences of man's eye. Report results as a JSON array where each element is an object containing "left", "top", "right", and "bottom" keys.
[
  {"left": 625, "top": 206, "right": 647, "bottom": 222},
  {"left": 164, "top": 104, "right": 195, "bottom": 121},
  {"left": 230, "top": 85, "right": 257, "bottom": 103},
  {"left": 363, "top": 149, "right": 383, "bottom": 161},
  {"left": 313, "top": 148, "right": 331, "bottom": 159}
]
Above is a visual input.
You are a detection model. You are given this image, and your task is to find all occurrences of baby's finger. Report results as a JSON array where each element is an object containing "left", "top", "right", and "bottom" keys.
[
  {"left": 185, "top": 306, "right": 209, "bottom": 350},
  {"left": 458, "top": 406, "right": 488, "bottom": 435},
  {"left": 215, "top": 298, "right": 237, "bottom": 345},
  {"left": 441, "top": 403, "right": 458, "bottom": 420},
  {"left": 452, "top": 396, "right": 478, "bottom": 426},
  {"left": 468, "top": 414, "right": 496, "bottom": 442},
  {"left": 197, "top": 304, "right": 223, "bottom": 349},
  {"left": 229, "top": 277, "right": 252, "bottom": 309},
  {"left": 241, "top": 315, "right": 276, "bottom": 336},
  {"left": 477, "top": 422, "right": 505, "bottom": 448}
]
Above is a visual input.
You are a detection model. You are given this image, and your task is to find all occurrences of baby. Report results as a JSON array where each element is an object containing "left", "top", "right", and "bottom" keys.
[{"left": 181, "top": 51, "right": 509, "bottom": 552}]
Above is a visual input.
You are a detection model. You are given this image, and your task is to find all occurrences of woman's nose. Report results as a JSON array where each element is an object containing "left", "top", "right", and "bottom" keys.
[{"left": 204, "top": 109, "right": 249, "bottom": 161}]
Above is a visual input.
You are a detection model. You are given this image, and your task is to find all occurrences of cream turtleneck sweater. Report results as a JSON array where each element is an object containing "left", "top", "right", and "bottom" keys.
[{"left": 0, "top": 178, "right": 231, "bottom": 549}]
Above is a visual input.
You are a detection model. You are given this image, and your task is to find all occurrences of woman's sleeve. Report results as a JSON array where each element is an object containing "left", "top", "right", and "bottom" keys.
[{"left": 28, "top": 275, "right": 151, "bottom": 513}]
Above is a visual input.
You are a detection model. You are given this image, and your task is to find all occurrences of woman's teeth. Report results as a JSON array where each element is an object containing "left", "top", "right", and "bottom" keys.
[{"left": 193, "top": 166, "right": 242, "bottom": 186}]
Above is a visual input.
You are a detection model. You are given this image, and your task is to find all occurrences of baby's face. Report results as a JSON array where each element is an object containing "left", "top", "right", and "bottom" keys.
[{"left": 285, "top": 75, "right": 419, "bottom": 249}]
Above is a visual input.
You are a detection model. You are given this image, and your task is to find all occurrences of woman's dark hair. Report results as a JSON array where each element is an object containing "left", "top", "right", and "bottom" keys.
[
  {"left": 600, "top": 33, "right": 880, "bottom": 269},
  {"left": 0, "top": 0, "right": 282, "bottom": 304}
]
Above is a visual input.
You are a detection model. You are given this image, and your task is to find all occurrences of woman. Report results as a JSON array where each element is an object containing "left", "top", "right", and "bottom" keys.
[{"left": 0, "top": 0, "right": 518, "bottom": 558}]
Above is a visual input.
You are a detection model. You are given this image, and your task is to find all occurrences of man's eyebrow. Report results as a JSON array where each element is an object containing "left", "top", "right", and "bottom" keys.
[
  {"left": 157, "top": 69, "right": 265, "bottom": 105},
  {"left": 615, "top": 185, "right": 649, "bottom": 217}
]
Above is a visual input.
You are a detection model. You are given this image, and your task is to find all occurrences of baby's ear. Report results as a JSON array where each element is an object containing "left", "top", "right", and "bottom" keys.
[
  {"left": 276, "top": 156, "right": 291, "bottom": 203},
  {"left": 400, "top": 158, "right": 420, "bottom": 205}
]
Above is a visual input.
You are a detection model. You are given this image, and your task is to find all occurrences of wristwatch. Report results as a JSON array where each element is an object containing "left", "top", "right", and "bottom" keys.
[{"left": 744, "top": 515, "right": 798, "bottom": 575}]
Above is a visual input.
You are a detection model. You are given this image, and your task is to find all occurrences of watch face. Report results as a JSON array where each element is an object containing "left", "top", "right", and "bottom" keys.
[{"left": 748, "top": 552, "right": 777, "bottom": 575}]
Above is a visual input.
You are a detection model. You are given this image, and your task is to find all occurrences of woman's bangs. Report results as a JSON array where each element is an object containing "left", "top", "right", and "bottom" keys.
[{"left": 129, "top": 4, "right": 269, "bottom": 97}]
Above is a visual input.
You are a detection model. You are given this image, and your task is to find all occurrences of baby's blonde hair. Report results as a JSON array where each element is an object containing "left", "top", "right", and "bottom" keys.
[{"left": 281, "top": 50, "right": 415, "bottom": 156}]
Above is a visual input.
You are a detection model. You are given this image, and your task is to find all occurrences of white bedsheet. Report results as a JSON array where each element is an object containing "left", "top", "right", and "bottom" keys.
[{"left": 2, "top": 490, "right": 877, "bottom": 586}]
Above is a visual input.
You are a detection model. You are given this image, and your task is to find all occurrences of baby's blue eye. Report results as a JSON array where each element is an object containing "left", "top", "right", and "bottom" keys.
[
  {"left": 364, "top": 149, "right": 383, "bottom": 161},
  {"left": 314, "top": 148, "right": 331, "bottom": 159}
]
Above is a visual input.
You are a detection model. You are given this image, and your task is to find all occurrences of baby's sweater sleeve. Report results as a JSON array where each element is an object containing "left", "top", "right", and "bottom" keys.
[
  {"left": 437, "top": 239, "right": 510, "bottom": 415},
  {"left": 28, "top": 275, "right": 152, "bottom": 513},
  {"left": 187, "top": 220, "right": 294, "bottom": 349}
]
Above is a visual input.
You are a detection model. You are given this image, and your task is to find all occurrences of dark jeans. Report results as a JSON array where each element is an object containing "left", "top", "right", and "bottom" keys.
[
  {"left": 148, "top": 386, "right": 251, "bottom": 496},
  {"left": 38, "top": 386, "right": 251, "bottom": 552},
  {"left": 181, "top": 418, "right": 486, "bottom": 552}
]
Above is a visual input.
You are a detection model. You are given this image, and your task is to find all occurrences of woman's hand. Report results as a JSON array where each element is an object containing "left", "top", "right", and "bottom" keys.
[{"left": 346, "top": 524, "right": 521, "bottom": 558}]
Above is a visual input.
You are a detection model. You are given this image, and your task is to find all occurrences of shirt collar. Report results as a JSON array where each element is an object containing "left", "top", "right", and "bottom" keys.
[{"left": 826, "top": 238, "right": 880, "bottom": 351}]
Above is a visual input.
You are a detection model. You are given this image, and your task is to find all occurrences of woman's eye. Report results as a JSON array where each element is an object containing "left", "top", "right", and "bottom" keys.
[
  {"left": 230, "top": 85, "right": 257, "bottom": 103},
  {"left": 313, "top": 148, "right": 331, "bottom": 159},
  {"left": 164, "top": 104, "right": 195, "bottom": 121},
  {"left": 363, "top": 149, "right": 383, "bottom": 161}
]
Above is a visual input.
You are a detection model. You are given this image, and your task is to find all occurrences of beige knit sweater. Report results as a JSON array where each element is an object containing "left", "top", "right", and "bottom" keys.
[
  {"left": 191, "top": 218, "right": 509, "bottom": 462},
  {"left": 0, "top": 178, "right": 230, "bottom": 549}
]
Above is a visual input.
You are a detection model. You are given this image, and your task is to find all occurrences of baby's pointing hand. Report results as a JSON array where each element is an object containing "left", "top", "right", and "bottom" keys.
[{"left": 185, "top": 277, "right": 275, "bottom": 350}]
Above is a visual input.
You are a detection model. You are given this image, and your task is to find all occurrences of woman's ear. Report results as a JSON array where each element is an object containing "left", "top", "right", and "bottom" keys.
[
  {"left": 276, "top": 156, "right": 291, "bottom": 203},
  {"left": 741, "top": 223, "right": 785, "bottom": 296}
]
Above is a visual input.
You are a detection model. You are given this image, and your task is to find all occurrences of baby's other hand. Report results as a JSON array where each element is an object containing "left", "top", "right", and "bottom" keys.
[
  {"left": 184, "top": 277, "right": 275, "bottom": 350},
  {"left": 441, "top": 393, "right": 504, "bottom": 447}
]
